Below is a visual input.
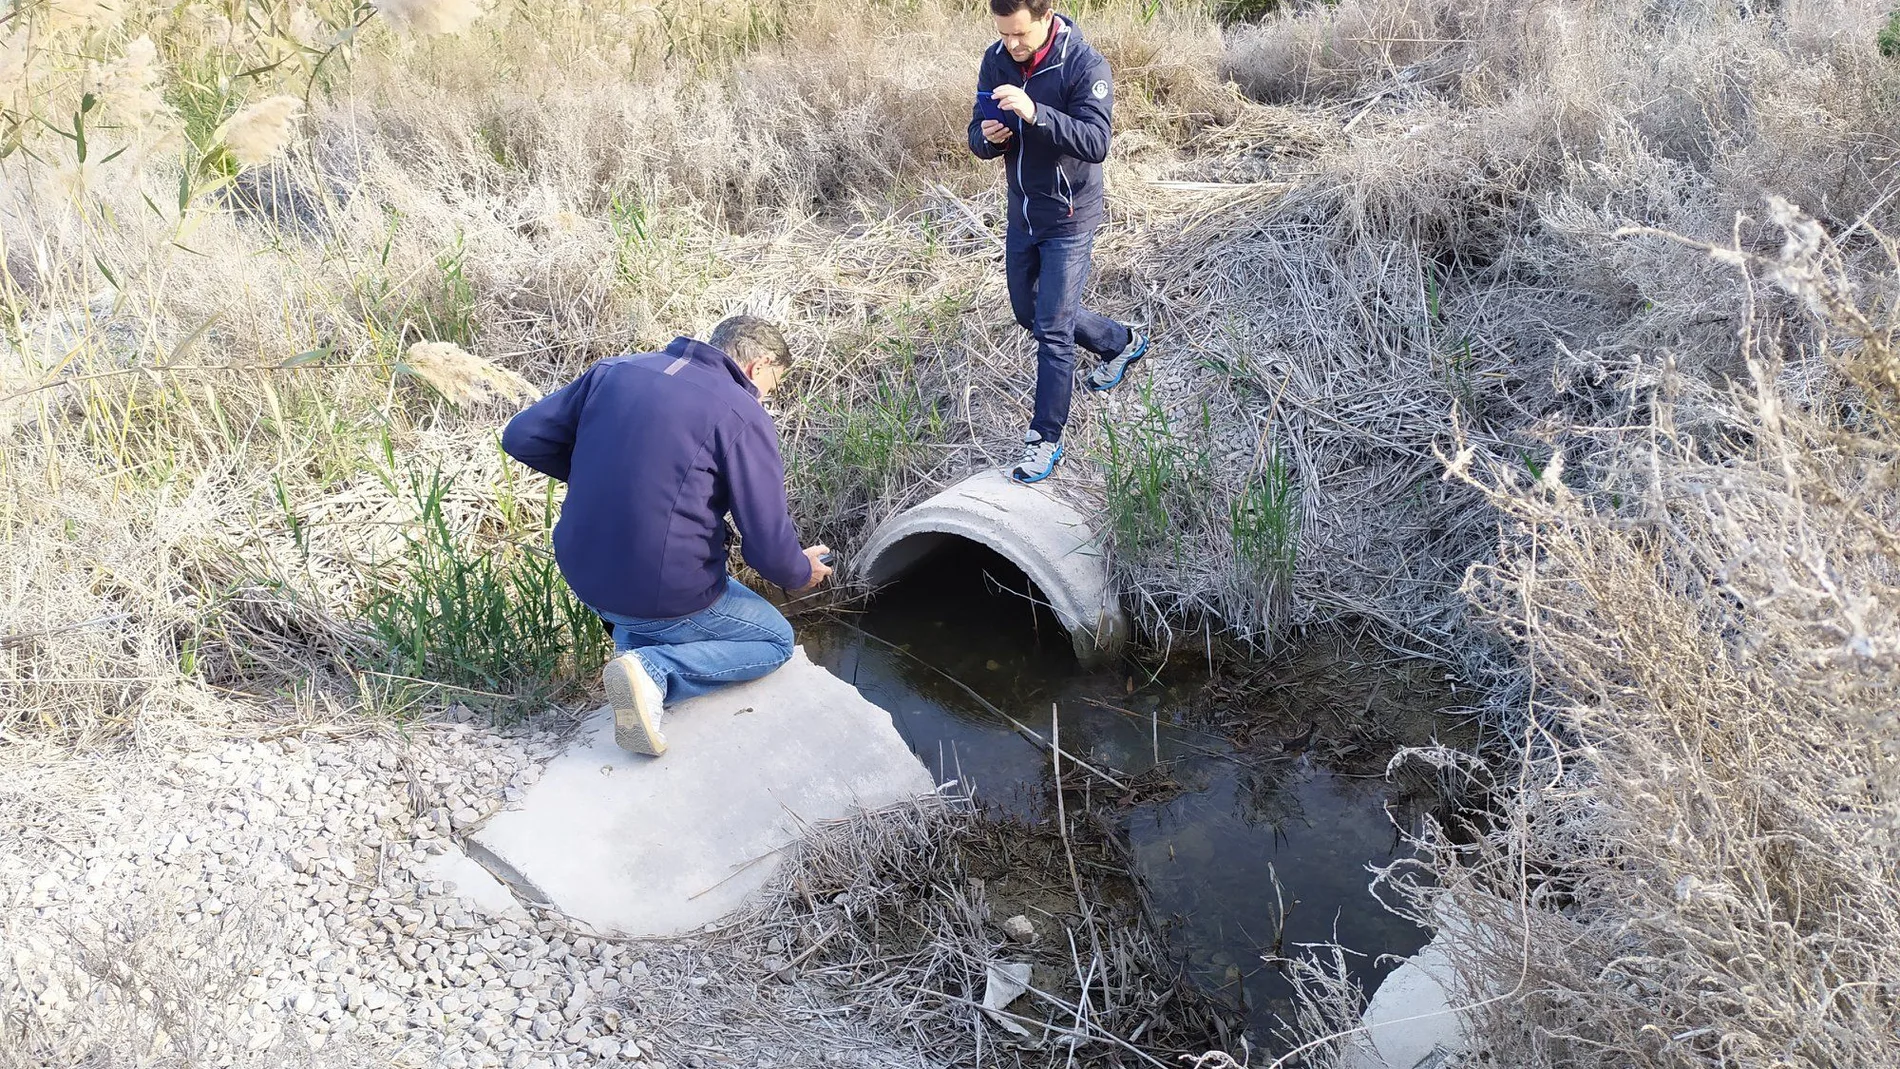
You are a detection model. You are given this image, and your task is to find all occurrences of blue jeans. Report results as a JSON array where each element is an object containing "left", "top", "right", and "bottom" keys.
[
  {"left": 1006, "top": 226, "right": 1132, "bottom": 443},
  {"left": 591, "top": 576, "right": 794, "bottom": 705}
]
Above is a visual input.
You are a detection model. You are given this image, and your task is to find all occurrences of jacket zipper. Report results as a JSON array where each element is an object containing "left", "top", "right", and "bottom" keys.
[
  {"left": 1014, "top": 105, "right": 1032, "bottom": 235},
  {"left": 1009, "top": 29, "right": 1071, "bottom": 234}
]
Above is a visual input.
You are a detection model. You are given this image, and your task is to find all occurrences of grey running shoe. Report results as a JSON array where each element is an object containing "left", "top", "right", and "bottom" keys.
[
  {"left": 1085, "top": 330, "right": 1151, "bottom": 392},
  {"left": 1010, "top": 433, "right": 1064, "bottom": 484},
  {"left": 604, "top": 653, "right": 668, "bottom": 756}
]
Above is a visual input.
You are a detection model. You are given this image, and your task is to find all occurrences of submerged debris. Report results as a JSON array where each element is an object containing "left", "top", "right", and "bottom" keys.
[{"left": 732, "top": 795, "right": 1241, "bottom": 1067}]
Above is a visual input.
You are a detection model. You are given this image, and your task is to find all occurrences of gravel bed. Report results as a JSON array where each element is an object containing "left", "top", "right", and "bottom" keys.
[{"left": 0, "top": 709, "right": 916, "bottom": 1069}]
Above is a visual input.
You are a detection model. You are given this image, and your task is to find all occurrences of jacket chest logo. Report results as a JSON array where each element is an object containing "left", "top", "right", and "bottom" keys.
[{"left": 1091, "top": 80, "right": 1107, "bottom": 99}]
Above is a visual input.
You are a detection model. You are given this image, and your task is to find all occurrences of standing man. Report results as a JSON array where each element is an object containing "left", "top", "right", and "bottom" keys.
[
  {"left": 970, "top": 0, "right": 1152, "bottom": 484},
  {"left": 500, "top": 317, "right": 830, "bottom": 757}
]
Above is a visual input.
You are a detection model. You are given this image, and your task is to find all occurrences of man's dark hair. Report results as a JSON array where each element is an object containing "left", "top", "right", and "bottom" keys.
[
  {"left": 709, "top": 316, "right": 791, "bottom": 369},
  {"left": 989, "top": 0, "right": 1052, "bottom": 18}
]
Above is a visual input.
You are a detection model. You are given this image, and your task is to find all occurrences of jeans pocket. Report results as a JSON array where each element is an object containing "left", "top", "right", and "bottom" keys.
[{"left": 619, "top": 615, "right": 705, "bottom": 645}]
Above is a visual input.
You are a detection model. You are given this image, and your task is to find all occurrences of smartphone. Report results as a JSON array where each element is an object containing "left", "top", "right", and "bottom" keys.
[
  {"left": 976, "top": 91, "right": 1011, "bottom": 125},
  {"left": 817, "top": 552, "right": 833, "bottom": 565}
]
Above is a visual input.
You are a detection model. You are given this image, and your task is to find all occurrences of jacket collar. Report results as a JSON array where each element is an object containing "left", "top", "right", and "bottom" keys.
[
  {"left": 665, "top": 335, "right": 759, "bottom": 397},
  {"left": 1019, "top": 15, "right": 1064, "bottom": 75},
  {"left": 1038, "top": 14, "right": 1075, "bottom": 75}
]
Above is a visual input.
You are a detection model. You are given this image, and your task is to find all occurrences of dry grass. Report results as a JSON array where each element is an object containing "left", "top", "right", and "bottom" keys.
[
  {"left": 1396, "top": 204, "right": 1900, "bottom": 1067},
  {"left": 729, "top": 793, "right": 1241, "bottom": 1067},
  {"left": 1095, "top": 0, "right": 1900, "bottom": 665},
  {"left": 0, "top": 0, "right": 1253, "bottom": 743},
  {"left": 18, "top": 0, "right": 1890, "bottom": 729},
  {"left": 5, "top": 0, "right": 1900, "bottom": 1063}
]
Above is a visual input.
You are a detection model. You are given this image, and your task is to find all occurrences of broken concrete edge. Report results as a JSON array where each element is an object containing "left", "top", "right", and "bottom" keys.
[
  {"left": 452, "top": 800, "right": 979, "bottom": 945},
  {"left": 446, "top": 797, "right": 974, "bottom": 943},
  {"left": 459, "top": 837, "right": 553, "bottom": 910},
  {"left": 854, "top": 469, "right": 1129, "bottom": 666},
  {"left": 415, "top": 840, "right": 533, "bottom": 921}
]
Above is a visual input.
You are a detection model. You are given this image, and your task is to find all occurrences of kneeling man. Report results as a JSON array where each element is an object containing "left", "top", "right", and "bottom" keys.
[{"left": 502, "top": 317, "right": 831, "bottom": 756}]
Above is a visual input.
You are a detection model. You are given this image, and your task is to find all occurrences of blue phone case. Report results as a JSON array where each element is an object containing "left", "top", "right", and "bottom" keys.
[{"left": 976, "top": 92, "right": 1010, "bottom": 124}]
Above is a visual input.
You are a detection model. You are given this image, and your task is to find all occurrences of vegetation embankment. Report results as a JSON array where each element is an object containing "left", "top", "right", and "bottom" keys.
[{"left": 2, "top": 0, "right": 1898, "bottom": 1066}]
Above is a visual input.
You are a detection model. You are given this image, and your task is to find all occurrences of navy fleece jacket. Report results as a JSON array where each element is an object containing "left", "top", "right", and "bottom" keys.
[
  {"left": 500, "top": 337, "right": 811, "bottom": 619},
  {"left": 967, "top": 14, "right": 1113, "bottom": 236}
]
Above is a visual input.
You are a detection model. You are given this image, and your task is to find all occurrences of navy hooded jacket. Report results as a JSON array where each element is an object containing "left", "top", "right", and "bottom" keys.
[
  {"left": 500, "top": 337, "right": 812, "bottom": 619},
  {"left": 967, "top": 14, "right": 1113, "bottom": 236}
]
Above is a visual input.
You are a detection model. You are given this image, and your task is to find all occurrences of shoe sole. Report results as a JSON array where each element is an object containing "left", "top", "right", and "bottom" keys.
[
  {"left": 604, "top": 656, "right": 668, "bottom": 756},
  {"left": 1010, "top": 442, "right": 1065, "bottom": 484},
  {"left": 1086, "top": 335, "right": 1150, "bottom": 393}
]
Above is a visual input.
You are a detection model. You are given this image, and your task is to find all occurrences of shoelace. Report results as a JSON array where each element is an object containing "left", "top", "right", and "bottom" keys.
[{"left": 1018, "top": 440, "right": 1056, "bottom": 468}]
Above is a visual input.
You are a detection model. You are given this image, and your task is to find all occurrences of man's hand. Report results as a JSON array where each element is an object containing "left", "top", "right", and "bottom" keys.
[
  {"left": 794, "top": 545, "right": 833, "bottom": 592},
  {"left": 980, "top": 119, "right": 1013, "bottom": 145},
  {"left": 991, "top": 85, "right": 1036, "bottom": 125}
]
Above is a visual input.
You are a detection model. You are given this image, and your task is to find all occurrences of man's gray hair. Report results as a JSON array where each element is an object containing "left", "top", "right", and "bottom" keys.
[{"left": 709, "top": 316, "right": 791, "bottom": 368}]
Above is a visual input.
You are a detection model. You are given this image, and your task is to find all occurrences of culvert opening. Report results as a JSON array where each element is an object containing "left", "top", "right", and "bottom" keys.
[
  {"left": 852, "top": 470, "right": 1129, "bottom": 663},
  {"left": 856, "top": 535, "right": 1072, "bottom": 666}
]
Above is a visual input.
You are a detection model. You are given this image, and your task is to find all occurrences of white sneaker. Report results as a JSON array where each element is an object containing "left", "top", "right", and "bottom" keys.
[{"left": 604, "top": 653, "right": 667, "bottom": 756}]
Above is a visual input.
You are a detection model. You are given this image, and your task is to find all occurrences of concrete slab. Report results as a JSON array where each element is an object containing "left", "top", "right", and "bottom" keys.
[
  {"left": 1346, "top": 930, "right": 1469, "bottom": 1069},
  {"left": 415, "top": 843, "right": 527, "bottom": 921},
  {"left": 472, "top": 647, "right": 934, "bottom": 938},
  {"left": 856, "top": 469, "right": 1126, "bottom": 665}
]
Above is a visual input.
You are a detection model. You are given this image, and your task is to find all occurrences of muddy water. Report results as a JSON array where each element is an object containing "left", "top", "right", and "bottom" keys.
[{"left": 798, "top": 540, "right": 1462, "bottom": 1042}]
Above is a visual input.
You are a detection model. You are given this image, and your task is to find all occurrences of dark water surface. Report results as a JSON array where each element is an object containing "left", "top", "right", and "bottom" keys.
[{"left": 797, "top": 541, "right": 1454, "bottom": 1040}]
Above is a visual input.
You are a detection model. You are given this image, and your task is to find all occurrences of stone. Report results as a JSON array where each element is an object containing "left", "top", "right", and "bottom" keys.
[{"left": 1001, "top": 915, "right": 1036, "bottom": 944}]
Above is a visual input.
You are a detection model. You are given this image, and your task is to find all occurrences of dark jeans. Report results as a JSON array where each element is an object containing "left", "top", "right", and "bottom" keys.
[{"left": 1006, "top": 226, "right": 1131, "bottom": 444}]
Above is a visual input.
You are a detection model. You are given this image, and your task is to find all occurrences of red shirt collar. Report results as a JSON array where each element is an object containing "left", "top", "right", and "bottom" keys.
[{"left": 1018, "top": 18, "right": 1062, "bottom": 77}]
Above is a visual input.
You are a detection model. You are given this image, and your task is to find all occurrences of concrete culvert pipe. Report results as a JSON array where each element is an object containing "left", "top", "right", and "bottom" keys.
[{"left": 853, "top": 470, "right": 1128, "bottom": 665}]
